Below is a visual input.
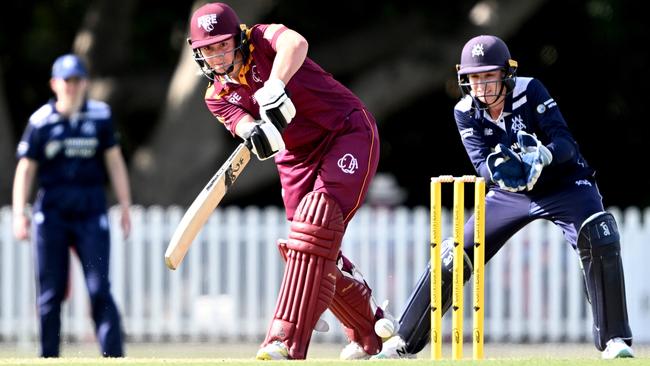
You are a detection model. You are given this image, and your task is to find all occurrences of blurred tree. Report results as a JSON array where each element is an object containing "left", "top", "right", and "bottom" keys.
[
  {"left": 128, "top": 0, "right": 278, "bottom": 206},
  {"left": 0, "top": 67, "right": 13, "bottom": 200},
  {"left": 2, "top": 0, "right": 649, "bottom": 208}
]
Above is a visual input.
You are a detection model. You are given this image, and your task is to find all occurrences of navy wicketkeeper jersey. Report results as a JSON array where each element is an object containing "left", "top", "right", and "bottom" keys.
[
  {"left": 17, "top": 99, "right": 118, "bottom": 213},
  {"left": 453, "top": 77, "right": 595, "bottom": 194}
]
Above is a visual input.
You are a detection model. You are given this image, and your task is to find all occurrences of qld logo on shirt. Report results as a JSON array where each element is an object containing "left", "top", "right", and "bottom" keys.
[{"left": 338, "top": 153, "right": 358, "bottom": 174}]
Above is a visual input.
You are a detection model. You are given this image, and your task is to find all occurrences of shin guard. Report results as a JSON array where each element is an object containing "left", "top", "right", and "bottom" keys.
[
  {"left": 577, "top": 212, "right": 633, "bottom": 351},
  {"left": 263, "top": 192, "right": 344, "bottom": 359},
  {"left": 399, "top": 238, "right": 472, "bottom": 354},
  {"left": 329, "top": 255, "right": 382, "bottom": 356}
]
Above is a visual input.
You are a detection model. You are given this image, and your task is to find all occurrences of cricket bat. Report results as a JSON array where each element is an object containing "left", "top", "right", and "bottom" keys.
[{"left": 165, "top": 142, "right": 251, "bottom": 270}]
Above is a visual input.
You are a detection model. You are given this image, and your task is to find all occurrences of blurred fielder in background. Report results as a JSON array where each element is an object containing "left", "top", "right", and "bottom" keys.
[
  {"left": 373, "top": 35, "right": 634, "bottom": 360},
  {"left": 187, "top": 2, "right": 394, "bottom": 360},
  {"left": 12, "top": 54, "right": 131, "bottom": 357}
]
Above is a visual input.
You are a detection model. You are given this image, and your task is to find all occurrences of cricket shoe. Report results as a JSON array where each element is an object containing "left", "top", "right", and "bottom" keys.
[
  {"left": 340, "top": 341, "right": 371, "bottom": 360},
  {"left": 601, "top": 337, "right": 634, "bottom": 359},
  {"left": 255, "top": 341, "right": 289, "bottom": 360},
  {"left": 370, "top": 335, "right": 416, "bottom": 359},
  {"left": 339, "top": 300, "right": 399, "bottom": 360}
]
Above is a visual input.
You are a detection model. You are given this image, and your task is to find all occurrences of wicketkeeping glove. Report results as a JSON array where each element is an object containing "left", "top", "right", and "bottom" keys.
[
  {"left": 254, "top": 78, "right": 296, "bottom": 131},
  {"left": 246, "top": 120, "right": 285, "bottom": 160},
  {"left": 517, "top": 131, "right": 553, "bottom": 191},
  {"left": 486, "top": 143, "right": 527, "bottom": 192}
]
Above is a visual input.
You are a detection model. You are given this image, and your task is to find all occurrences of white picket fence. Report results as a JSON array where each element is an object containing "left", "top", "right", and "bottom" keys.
[{"left": 0, "top": 205, "right": 648, "bottom": 345}]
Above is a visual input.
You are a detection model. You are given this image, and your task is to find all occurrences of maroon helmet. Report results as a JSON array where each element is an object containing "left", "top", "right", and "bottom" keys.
[
  {"left": 189, "top": 2, "right": 241, "bottom": 49},
  {"left": 188, "top": 2, "right": 249, "bottom": 79}
]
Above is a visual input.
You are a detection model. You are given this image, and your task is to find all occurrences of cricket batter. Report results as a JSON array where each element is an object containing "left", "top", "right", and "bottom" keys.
[
  {"left": 187, "top": 2, "right": 392, "bottom": 360},
  {"left": 12, "top": 54, "right": 130, "bottom": 357},
  {"left": 373, "top": 35, "right": 634, "bottom": 359}
]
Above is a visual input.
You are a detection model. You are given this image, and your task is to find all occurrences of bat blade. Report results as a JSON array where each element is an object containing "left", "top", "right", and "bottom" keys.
[{"left": 165, "top": 143, "right": 251, "bottom": 270}]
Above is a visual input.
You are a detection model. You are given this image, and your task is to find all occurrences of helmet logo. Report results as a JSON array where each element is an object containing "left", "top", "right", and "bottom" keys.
[
  {"left": 471, "top": 43, "right": 485, "bottom": 57},
  {"left": 198, "top": 14, "right": 218, "bottom": 32}
]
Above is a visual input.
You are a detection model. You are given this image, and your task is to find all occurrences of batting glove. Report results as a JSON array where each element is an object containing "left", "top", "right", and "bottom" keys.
[
  {"left": 254, "top": 78, "right": 296, "bottom": 131},
  {"left": 245, "top": 120, "right": 285, "bottom": 161},
  {"left": 486, "top": 143, "right": 527, "bottom": 192},
  {"left": 517, "top": 131, "right": 553, "bottom": 191}
]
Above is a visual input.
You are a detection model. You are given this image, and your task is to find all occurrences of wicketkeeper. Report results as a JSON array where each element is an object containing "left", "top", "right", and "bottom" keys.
[
  {"left": 187, "top": 3, "right": 394, "bottom": 360},
  {"left": 373, "top": 35, "right": 634, "bottom": 360}
]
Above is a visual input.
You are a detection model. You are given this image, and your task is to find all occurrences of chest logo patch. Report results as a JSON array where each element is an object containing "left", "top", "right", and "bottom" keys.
[
  {"left": 338, "top": 153, "right": 359, "bottom": 174},
  {"left": 511, "top": 115, "right": 526, "bottom": 133},
  {"left": 81, "top": 121, "right": 96, "bottom": 136},
  {"left": 251, "top": 65, "right": 262, "bottom": 83},
  {"left": 45, "top": 140, "right": 62, "bottom": 159}
]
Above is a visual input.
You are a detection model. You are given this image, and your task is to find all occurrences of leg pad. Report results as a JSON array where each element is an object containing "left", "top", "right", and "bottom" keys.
[
  {"left": 577, "top": 212, "right": 632, "bottom": 350},
  {"left": 263, "top": 192, "right": 344, "bottom": 359},
  {"left": 329, "top": 255, "right": 382, "bottom": 355}
]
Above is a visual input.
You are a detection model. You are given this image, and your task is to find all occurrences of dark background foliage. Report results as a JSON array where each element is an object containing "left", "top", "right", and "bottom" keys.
[{"left": 1, "top": 0, "right": 647, "bottom": 208}]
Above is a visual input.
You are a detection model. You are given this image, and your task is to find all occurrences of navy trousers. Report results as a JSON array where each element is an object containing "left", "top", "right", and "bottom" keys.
[
  {"left": 463, "top": 179, "right": 604, "bottom": 262},
  {"left": 34, "top": 209, "right": 124, "bottom": 357}
]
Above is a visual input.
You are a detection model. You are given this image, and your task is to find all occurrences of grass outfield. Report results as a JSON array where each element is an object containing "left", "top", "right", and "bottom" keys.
[
  {"left": 0, "top": 359, "right": 647, "bottom": 365},
  {"left": 0, "top": 342, "right": 647, "bottom": 365}
]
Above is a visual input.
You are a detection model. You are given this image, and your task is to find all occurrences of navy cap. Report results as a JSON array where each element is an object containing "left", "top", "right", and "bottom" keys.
[
  {"left": 51, "top": 54, "right": 88, "bottom": 79},
  {"left": 457, "top": 35, "right": 511, "bottom": 75}
]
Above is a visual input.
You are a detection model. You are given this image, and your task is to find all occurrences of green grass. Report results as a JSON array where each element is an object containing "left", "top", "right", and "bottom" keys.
[
  {"left": 0, "top": 358, "right": 647, "bottom": 366},
  {"left": 0, "top": 342, "right": 646, "bottom": 366}
]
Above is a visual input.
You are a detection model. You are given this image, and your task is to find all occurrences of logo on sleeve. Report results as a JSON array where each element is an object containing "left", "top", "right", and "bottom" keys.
[
  {"left": 17, "top": 141, "right": 29, "bottom": 156},
  {"left": 338, "top": 153, "right": 359, "bottom": 174},
  {"left": 198, "top": 14, "right": 218, "bottom": 32},
  {"left": 460, "top": 128, "right": 474, "bottom": 139}
]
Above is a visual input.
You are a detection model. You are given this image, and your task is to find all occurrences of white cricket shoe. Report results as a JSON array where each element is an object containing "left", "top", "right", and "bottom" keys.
[
  {"left": 370, "top": 335, "right": 416, "bottom": 359},
  {"left": 256, "top": 341, "right": 289, "bottom": 360},
  {"left": 340, "top": 341, "right": 370, "bottom": 360},
  {"left": 339, "top": 300, "right": 399, "bottom": 360},
  {"left": 601, "top": 337, "right": 634, "bottom": 359}
]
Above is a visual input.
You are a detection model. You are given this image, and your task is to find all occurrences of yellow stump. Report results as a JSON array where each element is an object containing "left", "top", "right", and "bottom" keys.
[
  {"left": 451, "top": 178, "right": 464, "bottom": 360},
  {"left": 430, "top": 178, "right": 442, "bottom": 360},
  {"left": 429, "top": 176, "right": 485, "bottom": 361},
  {"left": 473, "top": 178, "right": 485, "bottom": 360}
]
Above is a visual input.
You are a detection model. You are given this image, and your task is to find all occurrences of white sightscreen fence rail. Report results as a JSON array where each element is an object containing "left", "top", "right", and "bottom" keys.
[{"left": 0, "top": 205, "right": 648, "bottom": 344}]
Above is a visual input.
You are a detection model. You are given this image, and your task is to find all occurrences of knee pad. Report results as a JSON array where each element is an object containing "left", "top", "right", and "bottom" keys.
[
  {"left": 329, "top": 255, "right": 382, "bottom": 355},
  {"left": 399, "top": 238, "right": 472, "bottom": 354},
  {"left": 577, "top": 212, "right": 632, "bottom": 350},
  {"left": 264, "top": 192, "right": 344, "bottom": 359}
]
